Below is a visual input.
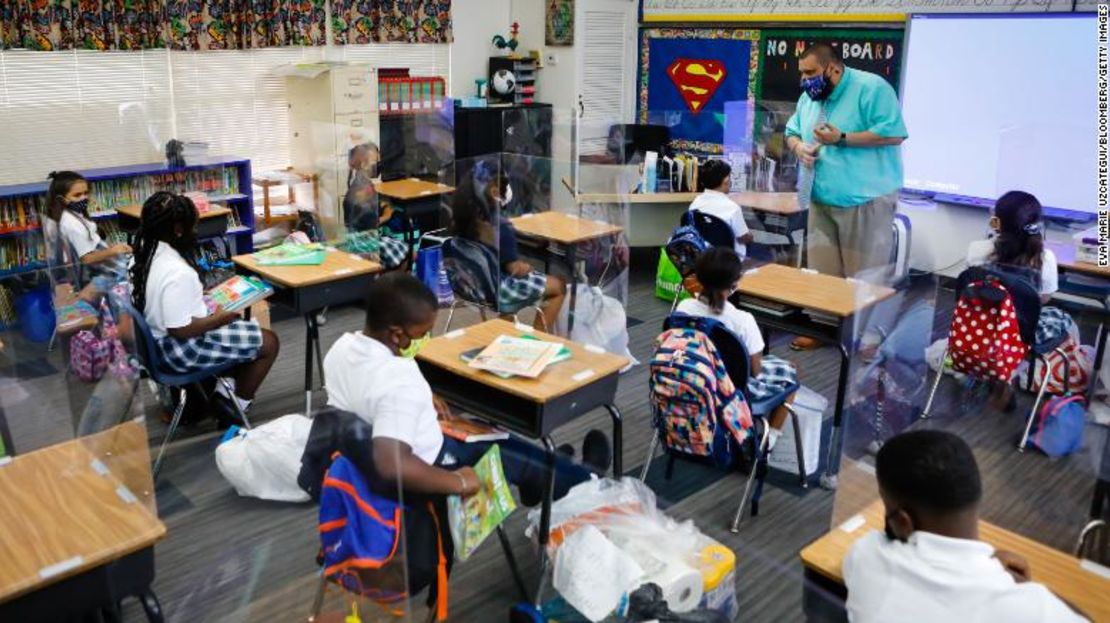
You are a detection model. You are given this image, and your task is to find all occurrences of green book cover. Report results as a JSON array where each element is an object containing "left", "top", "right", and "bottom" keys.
[
  {"left": 447, "top": 445, "right": 517, "bottom": 561},
  {"left": 252, "top": 242, "right": 327, "bottom": 266}
]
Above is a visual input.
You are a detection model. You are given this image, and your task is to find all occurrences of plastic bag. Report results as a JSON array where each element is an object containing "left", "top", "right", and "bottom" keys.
[
  {"left": 215, "top": 414, "right": 313, "bottom": 502},
  {"left": 555, "top": 284, "right": 637, "bottom": 368},
  {"left": 655, "top": 248, "right": 684, "bottom": 301}
]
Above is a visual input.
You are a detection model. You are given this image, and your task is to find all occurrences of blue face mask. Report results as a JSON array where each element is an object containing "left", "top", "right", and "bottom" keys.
[
  {"left": 67, "top": 198, "right": 90, "bottom": 215},
  {"left": 801, "top": 72, "right": 834, "bottom": 101}
]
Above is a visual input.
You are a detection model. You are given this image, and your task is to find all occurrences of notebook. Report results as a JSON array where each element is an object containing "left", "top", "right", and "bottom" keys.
[
  {"left": 439, "top": 418, "right": 510, "bottom": 443},
  {"left": 204, "top": 275, "right": 273, "bottom": 313},
  {"left": 252, "top": 242, "right": 327, "bottom": 266}
]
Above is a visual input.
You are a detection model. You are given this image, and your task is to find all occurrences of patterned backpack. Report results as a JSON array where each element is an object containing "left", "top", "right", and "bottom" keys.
[
  {"left": 648, "top": 317, "right": 753, "bottom": 468},
  {"left": 664, "top": 220, "right": 710, "bottom": 278},
  {"left": 947, "top": 277, "right": 1028, "bottom": 382}
]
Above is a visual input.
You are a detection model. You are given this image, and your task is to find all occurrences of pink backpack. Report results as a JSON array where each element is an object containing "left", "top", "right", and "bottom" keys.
[{"left": 70, "top": 302, "right": 133, "bottom": 383}]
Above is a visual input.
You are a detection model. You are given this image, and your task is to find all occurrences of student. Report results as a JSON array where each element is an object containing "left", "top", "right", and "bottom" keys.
[
  {"left": 323, "top": 272, "right": 608, "bottom": 504},
  {"left": 451, "top": 161, "right": 566, "bottom": 331},
  {"left": 966, "top": 191, "right": 1075, "bottom": 406},
  {"left": 44, "top": 171, "right": 131, "bottom": 292},
  {"left": 676, "top": 247, "right": 797, "bottom": 451},
  {"left": 688, "top": 159, "right": 752, "bottom": 259},
  {"left": 342, "top": 143, "right": 409, "bottom": 271},
  {"left": 129, "top": 191, "right": 279, "bottom": 424},
  {"left": 844, "top": 429, "right": 1086, "bottom": 622}
]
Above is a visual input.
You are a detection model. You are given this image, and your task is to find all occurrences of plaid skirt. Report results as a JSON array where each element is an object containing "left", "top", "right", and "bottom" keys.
[
  {"left": 157, "top": 319, "right": 263, "bottom": 374},
  {"left": 498, "top": 270, "right": 547, "bottom": 313},
  {"left": 379, "top": 235, "right": 409, "bottom": 269},
  {"left": 746, "top": 354, "right": 798, "bottom": 402},
  {"left": 1036, "top": 306, "right": 1075, "bottom": 346}
]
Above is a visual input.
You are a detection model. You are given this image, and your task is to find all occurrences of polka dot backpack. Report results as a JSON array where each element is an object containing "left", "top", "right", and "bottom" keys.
[{"left": 947, "top": 277, "right": 1028, "bottom": 382}]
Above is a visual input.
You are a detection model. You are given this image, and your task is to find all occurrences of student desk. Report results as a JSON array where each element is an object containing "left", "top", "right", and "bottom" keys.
[
  {"left": 510, "top": 212, "right": 624, "bottom": 335},
  {"left": 375, "top": 178, "right": 454, "bottom": 237},
  {"left": 233, "top": 249, "right": 383, "bottom": 415},
  {"left": 116, "top": 203, "right": 233, "bottom": 241},
  {"left": 799, "top": 500, "right": 1110, "bottom": 622},
  {"left": 0, "top": 422, "right": 167, "bottom": 621},
  {"left": 416, "top": 319, "right": 628, "bottom": 605},
  {"left": 734, "top": 264, "right": 896, "bottom": 488}
]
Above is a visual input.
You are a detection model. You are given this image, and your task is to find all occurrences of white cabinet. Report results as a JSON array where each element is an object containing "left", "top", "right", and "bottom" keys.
[{"left": 287, "top": 64, "right": 379, "bottom": 235}]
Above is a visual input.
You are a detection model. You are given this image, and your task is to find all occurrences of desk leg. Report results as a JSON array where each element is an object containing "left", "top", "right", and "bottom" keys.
[
  {"left": 605, "top": 404, "right": 624, "bottom": 475},
  {"left": 1087, "top": 321, "right": 1108, "bottom": 405},
  {"left": 304, "top": 314, "right": 318, "bottom": 416},
  {"left": 534, "top": 436, "right": 557, "bottom": 608},
  {"left": 566, "top": 243, "right": 579, "bottom": 336},
  {"left": 820, "top": 340, "right": 852, "bottom": 491}
]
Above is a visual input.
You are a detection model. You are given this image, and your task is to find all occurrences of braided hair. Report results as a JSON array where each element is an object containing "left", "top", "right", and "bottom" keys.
[{"left": 129, "top": 191, "right": 199, "bottom": 313}]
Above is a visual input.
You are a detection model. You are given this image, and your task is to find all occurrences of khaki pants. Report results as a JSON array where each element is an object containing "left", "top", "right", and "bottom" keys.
[{"left": 806, "top": 192, "right": 897, "bottom": 285}]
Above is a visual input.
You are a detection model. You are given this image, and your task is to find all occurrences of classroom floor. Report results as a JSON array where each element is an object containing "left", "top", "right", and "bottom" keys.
[{"left": 1, "top": 253, "right": 1099, "bottom": 622}]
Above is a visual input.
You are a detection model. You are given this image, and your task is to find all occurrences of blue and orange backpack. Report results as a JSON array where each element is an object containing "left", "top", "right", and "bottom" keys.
[{"left": 319, "top": 453, "right": 450, "bottom": 620}]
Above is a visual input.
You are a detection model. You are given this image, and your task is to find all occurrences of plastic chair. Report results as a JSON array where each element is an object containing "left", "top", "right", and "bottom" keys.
[
  {"left": 440, "top": 236, "right": 546, "bottom": 333},
  {"left": 116, "top": 300, "right": 250, "bottom": 481},
  {"left": 922, "top": 266, "right": 1070, "bottom": 451},
  {"left": 640, "top": 313, "right": 806, "bottom": 532}
]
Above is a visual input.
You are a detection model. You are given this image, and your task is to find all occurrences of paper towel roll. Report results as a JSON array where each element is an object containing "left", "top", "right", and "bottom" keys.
[
  {"left": 294, "top": 181, "right": 316, "bottom": 212},
  {"left": 644, "top": 562, "right": 703, "bottom": 613}
]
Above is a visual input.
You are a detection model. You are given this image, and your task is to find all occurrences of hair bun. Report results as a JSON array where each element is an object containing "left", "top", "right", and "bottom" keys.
[{"left": 47, "top": 171, "right": 57, "bottom": 179}]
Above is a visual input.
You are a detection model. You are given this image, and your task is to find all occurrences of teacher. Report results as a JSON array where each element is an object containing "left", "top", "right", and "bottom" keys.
[{"left": 784, "top": 43, "right": 908, "bottom": 350}]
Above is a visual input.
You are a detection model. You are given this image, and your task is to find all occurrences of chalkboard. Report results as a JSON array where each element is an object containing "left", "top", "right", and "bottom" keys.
[
  {"left": 643, "top": 0, "right": 1099, "bottom": 21},
  {"left": 751, "top": 28, "right": 905, "bottom": 192}
]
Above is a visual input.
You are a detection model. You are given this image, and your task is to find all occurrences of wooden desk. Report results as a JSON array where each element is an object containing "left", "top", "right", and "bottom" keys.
[
  {"left": 234, "top": 249, "right": 384, "bottom": 414},
  {"left": 1048, "top": 240, "right": 1110, "bottom": 278},
  {"left": 116, "top": 203, "right": 232, "bottom": 240},
  {"left": 735, "top": 264, "right": 896, "bottom": 488},
  {"left": 374, "top": 178, "right": 455, "bottom": 201},
  {"left": 417, "top": 319, "right": 628, "bottom": 605},
  {"left": 0, "top": 423, "right": 166, "bottom": 620},
  {"left": 510, "top": 212, "right": 625, "bottom": 335},
  {"left": 799, "top": 500, "right": 1110, "bottom": 622}
]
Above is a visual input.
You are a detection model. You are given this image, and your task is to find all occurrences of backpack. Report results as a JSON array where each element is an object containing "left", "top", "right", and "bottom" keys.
[
  {"left": 442, "top": 238, "right": 499, "bottom": 309},
  {"left": 70, "top": 327, "right": 111, "bottom": 383},
  {"left": 319, "top": 453, "right": 450, "bottom": 621},
  {"left": 664, "top": 212, "right": 713, "bottom": 277},
  {"left": 1029, "top": 394, "right": 1086, "bottom": 457},
  {"left": 648, "top": 321, "right": 753, "bottom": 468},
  {"left": 947, "top": 278, "right": 1028, "bottom": 382}
]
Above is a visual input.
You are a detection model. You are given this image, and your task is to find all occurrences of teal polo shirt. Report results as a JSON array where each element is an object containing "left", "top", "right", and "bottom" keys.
[{"left": 785, "top": 67, "right": 908, "bottom": 208}]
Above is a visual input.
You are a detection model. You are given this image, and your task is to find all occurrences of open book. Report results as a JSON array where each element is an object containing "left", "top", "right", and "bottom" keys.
[
  {"left": 460, "top": 334, "right": 571, "bottom": 379},
  {"left": 204, "top": 275, "right": 273, "bottom": 313},
  {"left": 252, "top": 242, "right": 327, "bottom": 266},
  {"left": 447, "top": 445, "right": 517, "bottom": 561},
  {"left": 466, "top": 334, "right": 566, "bottom": 379}
]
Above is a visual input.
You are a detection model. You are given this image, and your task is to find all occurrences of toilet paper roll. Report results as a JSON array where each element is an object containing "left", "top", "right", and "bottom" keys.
[
  {"left": 293, "top": 182, "right": 316, "bottom": 212},
  {"left": 644, "top": 562, "right": 703, "bottom": 613}
]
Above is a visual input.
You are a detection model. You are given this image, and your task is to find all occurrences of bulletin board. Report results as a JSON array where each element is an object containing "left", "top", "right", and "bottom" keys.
[{"left": 637, "top": 28, "right": 761, "bottom": 154}]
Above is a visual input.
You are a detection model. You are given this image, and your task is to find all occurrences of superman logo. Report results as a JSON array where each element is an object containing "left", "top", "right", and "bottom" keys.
[{"left": 667, "top": 59, "right": 727, "bottom": 115}]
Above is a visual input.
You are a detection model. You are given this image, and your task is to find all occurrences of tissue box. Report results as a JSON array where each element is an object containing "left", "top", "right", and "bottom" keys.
[
  {"left": 695, "top": 541, "right": 737, "bottom": 620},
  {"left": 768, "top": 386, "right": 825, "bottom": 477}
]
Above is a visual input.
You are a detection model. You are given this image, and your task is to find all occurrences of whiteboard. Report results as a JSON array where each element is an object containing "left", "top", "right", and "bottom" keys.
[
  {"left": 642, "top": 0, "right": 1100, "bottom": 21},
  {"left": 900, "top": 13, "right": 1097, "bottom": 213}
]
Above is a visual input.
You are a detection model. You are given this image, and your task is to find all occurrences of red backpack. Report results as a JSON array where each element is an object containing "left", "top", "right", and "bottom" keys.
[{"left": 947, "top": 278, "right": 1028, "bottom": 382}]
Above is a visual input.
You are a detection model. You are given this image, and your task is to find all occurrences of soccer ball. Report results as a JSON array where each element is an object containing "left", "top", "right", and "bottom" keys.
[{"left": 492, "top": 69, "right": 517, "bottom": 96}]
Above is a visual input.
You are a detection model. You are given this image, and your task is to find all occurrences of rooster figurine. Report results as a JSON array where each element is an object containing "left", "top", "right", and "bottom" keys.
[{"left": 492, "top": 22, "right": 520, "bottom": 53}]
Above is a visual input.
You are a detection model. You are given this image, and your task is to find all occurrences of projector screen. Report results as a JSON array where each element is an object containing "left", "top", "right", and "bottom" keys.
[{"left": 900, "top": 14, "right": 1098, "bottom": 214}]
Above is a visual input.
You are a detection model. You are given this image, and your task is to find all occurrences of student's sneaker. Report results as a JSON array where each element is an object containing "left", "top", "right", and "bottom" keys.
[{"left": 582, "top": 429, "right": 612, "bottom": 475}]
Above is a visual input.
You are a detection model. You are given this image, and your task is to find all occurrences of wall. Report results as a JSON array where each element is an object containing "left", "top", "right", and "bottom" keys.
[
  {"left": 450, "top": 0, "right": 512, "bottom": 97},
  {"left": 510, "top": 0, "right": 577, "bottom": 112}
]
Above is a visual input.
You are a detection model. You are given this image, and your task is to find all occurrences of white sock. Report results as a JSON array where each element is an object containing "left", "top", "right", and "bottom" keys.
[{"left": 767, "top": 427, "right": 783, "bottom": 451}]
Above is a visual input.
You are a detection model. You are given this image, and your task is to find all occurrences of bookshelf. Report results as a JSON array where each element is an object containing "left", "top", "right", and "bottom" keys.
[{"left": 0, "top": 157, "right": 255, "bottom": 279}]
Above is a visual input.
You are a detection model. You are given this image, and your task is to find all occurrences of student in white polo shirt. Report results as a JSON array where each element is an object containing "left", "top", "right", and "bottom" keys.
[
  {"left": 688, "top": 159, "right": 752, "bottom": 259},
  {"left": 844, "top": 430, "right": 1086, "bottom": 623}
]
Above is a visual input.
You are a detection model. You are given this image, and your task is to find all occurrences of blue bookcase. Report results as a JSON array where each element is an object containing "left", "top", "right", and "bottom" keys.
[{"left": 0, "top": 157, "right": 256, "bottom": 279}]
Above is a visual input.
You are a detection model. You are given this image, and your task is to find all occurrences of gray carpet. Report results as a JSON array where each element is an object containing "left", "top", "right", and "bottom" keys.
[{"left": 0, "top": 256, "right": 1100, "bottom": 622}]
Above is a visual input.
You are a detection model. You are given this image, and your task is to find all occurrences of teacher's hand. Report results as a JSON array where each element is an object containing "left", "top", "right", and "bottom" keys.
[
  {"left": 813, "top": 123, "right": 842, "bottom": 146},
  {"left": 794, "top": 142, "right": 820, "bottom": 167}
]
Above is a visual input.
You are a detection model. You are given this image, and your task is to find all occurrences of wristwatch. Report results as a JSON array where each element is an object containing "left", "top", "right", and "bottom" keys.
[{"left": 837, "top": 131, "right": 847, "bottom": 146}]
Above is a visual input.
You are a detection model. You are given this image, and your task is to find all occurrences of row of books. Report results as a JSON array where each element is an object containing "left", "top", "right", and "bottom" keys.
[
  {"left": 0, "top": 196, "right": 43, "bottom": 233},
  {"left": 0, "top": 237, "right": 45, "bottom": 274},
  {"left": 87, "top": 168, "right": 240, "bottom": 215}
]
